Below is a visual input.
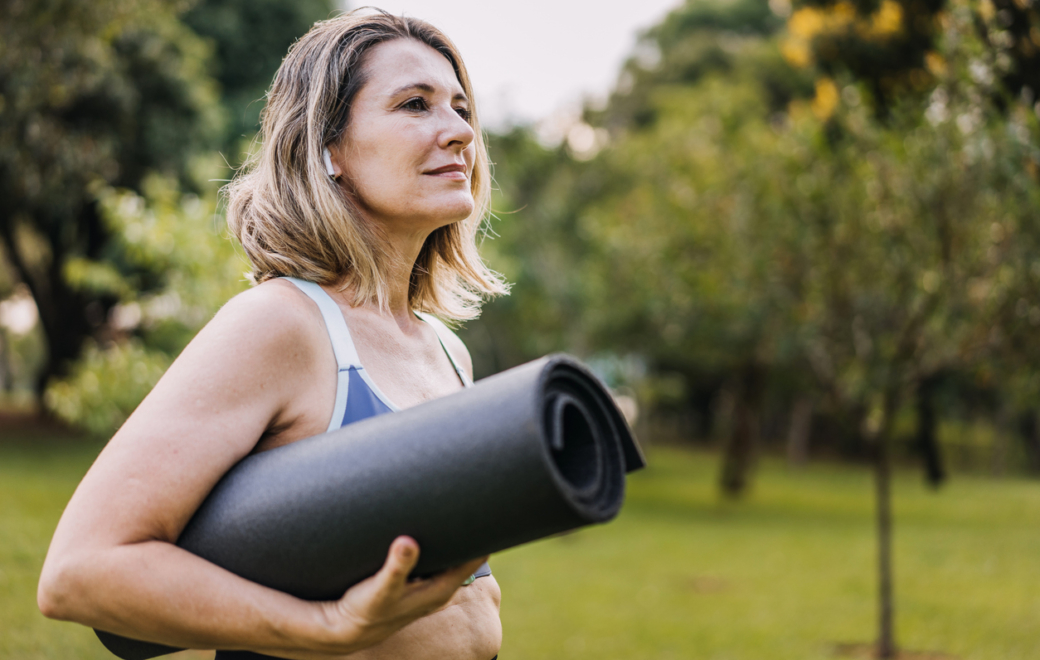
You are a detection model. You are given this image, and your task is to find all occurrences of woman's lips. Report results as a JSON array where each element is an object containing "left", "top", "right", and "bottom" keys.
[{"left": 424, "top": 164, "right": 468, "bottom": 180}]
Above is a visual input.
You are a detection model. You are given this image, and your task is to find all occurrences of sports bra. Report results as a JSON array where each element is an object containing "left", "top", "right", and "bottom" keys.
[
  {"left": 213, "top": 277, "right": 490, "bottom": 659},
  {"left": 285, "top": 277, "right": 475, "bottom": 428}
]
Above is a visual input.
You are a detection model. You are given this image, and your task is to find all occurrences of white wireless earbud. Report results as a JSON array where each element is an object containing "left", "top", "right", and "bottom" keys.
[{"left": 323, "top": 147, "right": 337, "bottom": 178}]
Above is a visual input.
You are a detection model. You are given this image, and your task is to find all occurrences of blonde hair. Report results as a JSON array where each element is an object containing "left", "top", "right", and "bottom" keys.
[{"left": 226, "top": 8, "right": 506, "bottom": 320}]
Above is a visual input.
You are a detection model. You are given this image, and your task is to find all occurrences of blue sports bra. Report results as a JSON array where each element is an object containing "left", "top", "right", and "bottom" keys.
[
  {"left": 285, "top": 277, "right": 475, "bottom": 428},
  {"left": 213, "top": 277, "right": 490, "bottom": 659}
]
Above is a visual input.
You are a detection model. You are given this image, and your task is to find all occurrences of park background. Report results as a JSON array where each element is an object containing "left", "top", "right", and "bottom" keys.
[{"left": 2, "top": 0, "right": 1040, "bottom": 658}]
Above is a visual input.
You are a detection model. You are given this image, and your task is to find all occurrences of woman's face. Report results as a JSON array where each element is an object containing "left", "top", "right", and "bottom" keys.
[{"left": 333, "top": 38, "right": 477, "bottom": 236}]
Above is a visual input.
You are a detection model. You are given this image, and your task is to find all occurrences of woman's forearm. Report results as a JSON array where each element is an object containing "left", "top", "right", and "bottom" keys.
[
  {"left": 38, "top": 539, "right": 346, "bottom": 656},
  {"left": 39, "top": 534, "right": 487, "bottom": 659}
]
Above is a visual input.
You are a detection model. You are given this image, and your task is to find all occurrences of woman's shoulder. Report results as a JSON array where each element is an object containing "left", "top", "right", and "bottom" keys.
[
  {"left": 202, "top": 278, "right": 327, "bottom": 358},
  {"left": 220, "top": 278, "right": 319, "bottom": 323}
]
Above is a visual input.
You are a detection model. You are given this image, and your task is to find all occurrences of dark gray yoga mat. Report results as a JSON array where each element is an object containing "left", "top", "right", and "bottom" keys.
[{"left": 95, "top": 354, "right": 644, "bottom": 659}]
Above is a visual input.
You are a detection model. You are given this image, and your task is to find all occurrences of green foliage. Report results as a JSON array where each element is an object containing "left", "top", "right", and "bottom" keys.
[
  {"left": 596, "top": 0, "right": 804, "bottom": 131},
  {"left": 42, "top": 175, "right": 249, "bottom": 433},
  {"left": 475, "top": 0, "right": 1040, "bottom": 472},
  {"left": 0, "top": 0, "right": 224, "bottom": 195},
  {"left": 0, "top": 0, "right": 225, "bottom": 391},
  {"left": 44, "top": 340, "right": 171, "bottom": 435},
  {"left": 0, "top": 320, "right": 46, "bottom": 399},
  {"left": 785, "top": 0, "right": 944, "bottom": 112},
  {"left": 92, "top": 174, "right": 250, "bottom": 318},
  {"left": 460, "top": 127, "right": 598, "bottom": 375},
  {"left": 0, "top": 0, "right": 332, "bottom": 401},
  {"left": 183, "top": 0, "right": 334, "bottom": 152},
  {"left": 984, "top": 0, "right": 1040, "bottom": 103}
]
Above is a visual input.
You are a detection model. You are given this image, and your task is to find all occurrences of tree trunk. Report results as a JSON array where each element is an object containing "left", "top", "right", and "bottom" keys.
[
  {"left": 874, "top": 389, "right": 898, "bottom": 659},
  {"left": 990, "top": 404, "right": 1011, "bottom": 477},
  {"left": 33, "top": 258, "right": 101, "bottom": 396},
  {"left": 915, "top": 375, "right": 946, "bottom": 488},
  {"left": 1017, "top": 410, "right": 1040, "bottom": 475},
  {"left": 720, "top": 362, "right": 765, "bottom": 497},
  {"left": 0, "top": 328, "right": 11, "bottom": 393},
  {"left": 786, "top": 397, "right": 813, "bottom": 466},
  {"left": 0, "top": 206, "right": 108, "bottom": 398}
]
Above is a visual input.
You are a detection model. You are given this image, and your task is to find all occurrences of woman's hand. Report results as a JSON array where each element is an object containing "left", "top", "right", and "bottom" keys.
[
  {"left": 314, "top": 537, "right": 489, "bottom": 655},
  {"left": 339, "top": 557, "right": 502, "bottom": 660}
]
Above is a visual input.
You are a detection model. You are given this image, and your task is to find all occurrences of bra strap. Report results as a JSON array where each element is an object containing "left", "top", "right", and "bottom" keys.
[
  {"left": 417, "top": 312, "right": 473, "bottom": 387},
  {"left": 284, "top": 277, "right": 360, "bottom": 431}
]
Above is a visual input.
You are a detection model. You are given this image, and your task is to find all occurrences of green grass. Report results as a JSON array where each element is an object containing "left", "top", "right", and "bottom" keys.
[{"left": 3, "top": 437, "right": 1038, "bottom": 660}]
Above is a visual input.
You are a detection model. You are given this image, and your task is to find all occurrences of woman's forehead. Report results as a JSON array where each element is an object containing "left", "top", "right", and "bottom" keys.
[{"left": 361, "top": 38, "right": 466, "bottom": 101}]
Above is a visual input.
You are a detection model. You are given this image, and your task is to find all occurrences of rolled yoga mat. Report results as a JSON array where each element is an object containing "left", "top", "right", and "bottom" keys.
[{"left": 95, "top": 354, "right": 645, "bottom": 659}]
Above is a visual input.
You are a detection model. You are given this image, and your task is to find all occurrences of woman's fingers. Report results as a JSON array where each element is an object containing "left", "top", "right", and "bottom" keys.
[
  {"left": 333, "top": 538, "right": 487, "bottom": 633},
  {"left": 319, "top": 544, "right": 491, "bottom": 653},
  {"left": 345, "top": 536, "right": 423, "bottom": 619},
  {"left": 378, "top": 536, "right": 421, "bottom": 591},
  {"left": 389, "top": 554, "right": 489, "bottom": 618},
  {"left": 373, "top": 537, "right": 487, "bottom": 601},
  {"left": 408, "top": 555, "right": 489, "bottom": 595}
]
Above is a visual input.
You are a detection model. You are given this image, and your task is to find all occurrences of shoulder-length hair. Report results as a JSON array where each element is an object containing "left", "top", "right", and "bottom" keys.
[{"left": 225, "top": 9, "right": 507, "bottom": 321}]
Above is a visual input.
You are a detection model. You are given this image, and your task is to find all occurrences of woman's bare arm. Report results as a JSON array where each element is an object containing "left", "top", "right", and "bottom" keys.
[{"left": 37, "top": 282, "right": 484, "bottom": 657}]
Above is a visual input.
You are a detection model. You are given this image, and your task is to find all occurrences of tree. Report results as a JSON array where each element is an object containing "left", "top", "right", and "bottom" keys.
[
  {"left": 182, "top": 0, "right": 334, "bottom": 151},
  {"left": 480, "top": 1, "right": 1039, "bottom": 657},
  {"left": 0, "top": 0, "right": 335, "bottom": 404},
  {"left": 0, "top": 0, "right": 223, "bottom": 395},
  {"left": 45, "top": 176, "right": 250, "bottom": 433},
  {"left": 776, "top": 0, "right": 1040, "bottom": 653},
  {"left": 473, "top": 0, "right": 817, "bottom": 494}
]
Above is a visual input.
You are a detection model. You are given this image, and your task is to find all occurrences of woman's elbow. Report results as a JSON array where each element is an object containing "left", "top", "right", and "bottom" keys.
[{"left": 37, "top": 552, "right": 90, "bottom": 621}]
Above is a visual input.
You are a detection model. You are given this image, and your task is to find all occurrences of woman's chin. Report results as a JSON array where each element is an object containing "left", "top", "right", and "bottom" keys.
[
  {"left": 360, "top": 197, "right": 474, "bottom": 232},
  {"left": 428, "top": 197, "right": 476, "bottom": 226}
]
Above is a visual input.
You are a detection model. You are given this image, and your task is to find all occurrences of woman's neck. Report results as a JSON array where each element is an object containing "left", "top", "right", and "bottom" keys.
[
  {"left": 382, "top": 230, "right": 425, "bottom": 320},
  {"left": 336, "top": 223, "right": 430, "bottom": 324}
]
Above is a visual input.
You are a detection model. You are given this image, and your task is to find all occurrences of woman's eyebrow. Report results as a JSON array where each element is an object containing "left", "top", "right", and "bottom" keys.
[{"left": 389, "top": 82, "right": 468, "bottom": 103}]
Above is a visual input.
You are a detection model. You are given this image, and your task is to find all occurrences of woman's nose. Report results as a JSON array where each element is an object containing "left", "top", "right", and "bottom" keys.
[{"left": 438, "top": 107, "right": 475, "bottom": 151}]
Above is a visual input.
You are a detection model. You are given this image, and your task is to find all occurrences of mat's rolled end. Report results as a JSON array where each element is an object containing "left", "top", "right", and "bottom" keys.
[
  {"left": 542, "top": 354, "right": 646, "bottom": 476},
  {"left": 95, "top": 629, "right": 180, "bottom": 660}
]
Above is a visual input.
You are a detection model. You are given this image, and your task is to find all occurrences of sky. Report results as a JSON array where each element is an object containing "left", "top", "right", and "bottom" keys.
[{"left": 343, "top": 1, "right": 685, "bottom": 132}]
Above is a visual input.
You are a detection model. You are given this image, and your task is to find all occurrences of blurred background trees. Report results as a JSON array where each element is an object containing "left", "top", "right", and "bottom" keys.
[
  {"left": 0, "top": 0, "right": 332, "bottom": 427},
  {"left": 467, "top": 2, "right": 1039, "bottom": 655},
  {"left": 469, "top": 0, "right": 1040, "bottom": 492},
  {"left": 2, "top": 0, "right": 1035, "bottom": 490},
  {"left": 2, "top": 0, "right": 1037, "bottom": 483},
  {"left": 0, "top": 0, "right": 223, "bottom": 395}
]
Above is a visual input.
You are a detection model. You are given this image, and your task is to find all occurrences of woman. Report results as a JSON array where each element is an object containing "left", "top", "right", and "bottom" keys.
[{"left": 38, "top": 10, "right": 506, "bottom": 660}]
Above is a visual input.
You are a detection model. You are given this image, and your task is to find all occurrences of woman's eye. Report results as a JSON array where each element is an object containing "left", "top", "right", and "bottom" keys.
[
  {"left": 454, "top": 107, "right": 472, "bottom": 122},
  {"left": 402, "top": 97, "right": 428, "bottom": 112}
]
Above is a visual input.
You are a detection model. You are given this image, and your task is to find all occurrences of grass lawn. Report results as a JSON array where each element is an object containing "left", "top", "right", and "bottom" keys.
[{"left": 2, "top": 433, "right": 1038, "bottom": 660}]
